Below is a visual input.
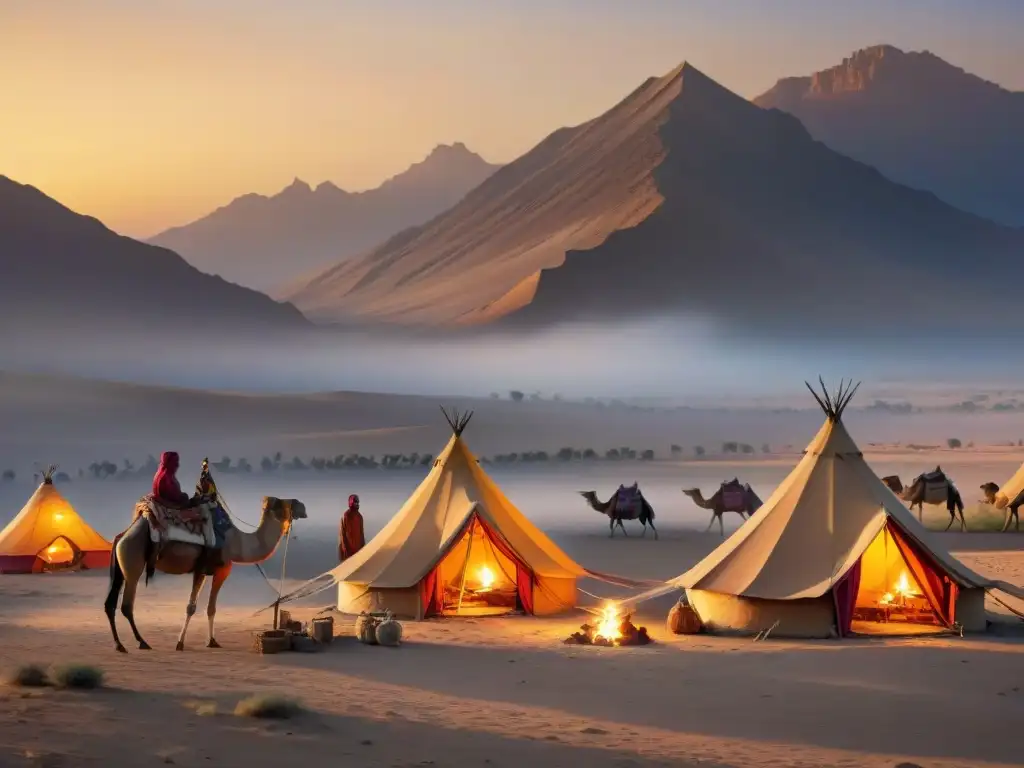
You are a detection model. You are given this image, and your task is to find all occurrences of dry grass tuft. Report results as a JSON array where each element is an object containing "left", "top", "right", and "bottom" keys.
[
  {"left": 48, "top": 663, "right": 104, "bottom": 690},
  {"left": 234, "top": 693, "right": 304, "bottom": 719},
  {"left": 5, "top": 663, "right": 49, "bottom": 688}
]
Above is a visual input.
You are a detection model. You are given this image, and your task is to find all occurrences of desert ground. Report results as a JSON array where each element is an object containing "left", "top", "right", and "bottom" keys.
[
  {"left": 2, "top": 452, "right": 1024, "bottom": 768},
  {"left": 3, "top": 376, "right": 1024, "bottom": 767}
]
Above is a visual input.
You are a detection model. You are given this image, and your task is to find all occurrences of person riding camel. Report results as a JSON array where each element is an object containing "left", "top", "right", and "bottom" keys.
[
  {"left": 338, "top": 494, "right": 365, "bottom": 563},
  {"left": 152, "top": 452, "right": 198, "bottom": 514}
]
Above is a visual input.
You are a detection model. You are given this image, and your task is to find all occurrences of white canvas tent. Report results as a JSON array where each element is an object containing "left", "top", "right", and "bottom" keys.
[
  {"left": 993, "top": 462, "right": 1024, "bottom": 512},
  {"left": 329, "top": 409, "right": 586, "bottom": 619},
  {"left": 631, "top": 380, "right": 1024, "bottom": 638}
]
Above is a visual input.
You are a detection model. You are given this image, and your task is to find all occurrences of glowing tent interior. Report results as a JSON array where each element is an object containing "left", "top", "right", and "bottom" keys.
[
  {"left": 628, "top": 380, "right": 1024, "bottom": 637},
  {"left": 0, "top": 466, "right": 112, "bottom": 574},
  {"left": 329, "top": 408, "right": 586, "bottom": 619}
]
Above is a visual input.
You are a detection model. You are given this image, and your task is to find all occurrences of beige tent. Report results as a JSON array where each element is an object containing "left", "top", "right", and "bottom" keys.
[
  {"left": 993, "top": 462, "right": 1024, "bottom": 511},
  {"left": 638, "top": 381, "right": 1024, "bottom": 638},
  {"left": 331, "top": 409, "right": 585, "bottom": 619},
  {"left": 0, "top": 467, "right": 112, "bottom": 574}
]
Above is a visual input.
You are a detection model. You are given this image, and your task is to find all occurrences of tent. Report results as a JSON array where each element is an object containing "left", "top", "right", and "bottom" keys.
[
  {"left": 0, "top": 467, "right": 112, "bottom": 574},
  {"left": 635, "top": 381, "right": 1024, "bottom": 638},
  {"left": 331, "top": 409, "right": 586, "bottom": 619},
  {"left": 993, "top": 462, "right": 1024, "bottom": 511}
]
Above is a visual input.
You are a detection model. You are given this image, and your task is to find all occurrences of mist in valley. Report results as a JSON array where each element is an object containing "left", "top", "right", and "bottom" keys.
[{"left": 2, "top": 313, "right": 1019, "bottom": 401}]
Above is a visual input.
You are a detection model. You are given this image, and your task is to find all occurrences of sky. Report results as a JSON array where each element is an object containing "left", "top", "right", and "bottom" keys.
[{"left": 2, "top": 0, "right": 1022, "bottom": 238}]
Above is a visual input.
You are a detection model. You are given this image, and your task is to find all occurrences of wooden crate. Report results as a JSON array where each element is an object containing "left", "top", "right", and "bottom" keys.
[
  {"left": 252, "top": 629, "right": 291, "bottom": 654},
  {"left": 311, "top": 616, "right": 334, "bottom": 644}
]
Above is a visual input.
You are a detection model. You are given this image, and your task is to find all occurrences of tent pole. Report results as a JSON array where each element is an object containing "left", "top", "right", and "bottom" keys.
[{"left": 456, "top": 518, "right": 477, "bottom": 615}]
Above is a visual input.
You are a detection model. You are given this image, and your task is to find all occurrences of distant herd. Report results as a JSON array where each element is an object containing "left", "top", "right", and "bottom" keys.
[{"left": 581, "top": 466, "right": 1021, "bottom": 538}]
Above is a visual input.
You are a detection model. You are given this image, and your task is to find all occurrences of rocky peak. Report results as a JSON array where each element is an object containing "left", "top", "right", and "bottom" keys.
[{"left": 808, "top": 44, "right": 906, "bottom": 95}]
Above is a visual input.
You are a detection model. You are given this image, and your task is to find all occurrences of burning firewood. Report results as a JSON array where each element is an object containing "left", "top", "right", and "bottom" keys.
[{"left": 563, "top": 603, "right": 652, "bottom": 646}]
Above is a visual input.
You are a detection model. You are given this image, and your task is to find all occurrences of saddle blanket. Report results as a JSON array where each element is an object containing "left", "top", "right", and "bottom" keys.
[
  {"left": 721, "top": 488, "right": 746, "bottom": 511},
  {"left": 615, "top": 485, "right": 642, "bottom": 515},
  {"left": 923, "top": 480, "right": 949, "bottom": 505},
  {"left": 135, "top": 495, "right": 214, "bottom": 548}
]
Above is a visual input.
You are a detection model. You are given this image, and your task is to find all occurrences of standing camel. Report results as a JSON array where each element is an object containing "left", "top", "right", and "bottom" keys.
[
  {"left": 980, "top": 482, "right": 1022, "bottom": 532},
  {"left": 682, "top": 480, "right": 762, "bottom": 536},
  {"left": 897, "top": 467, "right": 965, "bottom": 531},
  {"left": 579, "top": 484, "right": 657, "bottom": 538},
  {"left": 104, "top": 495, "right": 306, "bottom": 653}
]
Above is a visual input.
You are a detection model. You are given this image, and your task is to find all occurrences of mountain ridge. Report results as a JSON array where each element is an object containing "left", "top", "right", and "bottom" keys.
[
  {"left": 0, "top": 175, "right": 309, "bottom": 336},
  {"left": 288, "top": 60, "right": 1024, "bottom": 340},
  {"left": 754, "top": 44, "right": 1024, "bottom": 226},
  {"left": 149, "top": 143, "right": 501, "bottom": 293}
]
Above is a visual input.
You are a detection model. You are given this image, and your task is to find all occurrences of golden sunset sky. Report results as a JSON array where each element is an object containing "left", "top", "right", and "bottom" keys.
[{"left": 2, "top": 0, "right": 1021, "bottom": 237}]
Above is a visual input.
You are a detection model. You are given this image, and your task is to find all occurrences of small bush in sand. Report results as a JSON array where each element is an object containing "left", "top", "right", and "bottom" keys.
[
  {"left": 48, "top": 664, "right": 104, "bottom": 690},
  {"left": 234, "top": 694, "right": 304, "bottom": 719},
  {"left": 5, "top": 664, "right": 49, "bottom": 688}
]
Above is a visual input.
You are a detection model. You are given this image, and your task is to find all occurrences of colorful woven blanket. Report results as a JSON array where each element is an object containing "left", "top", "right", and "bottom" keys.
[
  {"left": 614, "top": 484, "right": 642, "bottom": 516},
  {"left": 135, "top": 494, "right": 215, "bottom": 547}
]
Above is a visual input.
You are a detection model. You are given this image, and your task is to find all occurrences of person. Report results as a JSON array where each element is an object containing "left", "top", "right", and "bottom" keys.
[
  {"left": 338, "top": 494, "right": 365, "bottom": 563},
  {"left": 152, "top": 451, "right": 195, "bottom": 509}
]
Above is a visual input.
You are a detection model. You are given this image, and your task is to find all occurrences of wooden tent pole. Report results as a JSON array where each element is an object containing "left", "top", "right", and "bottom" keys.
[
  {"left": 456, "top": 518, "right": 477, "bottom": 615},
  {"left": 273, "top": 522, "right": 293, "bottom": 629}
]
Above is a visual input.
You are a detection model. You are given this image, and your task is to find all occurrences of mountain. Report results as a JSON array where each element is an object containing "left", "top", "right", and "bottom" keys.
[
  {"left": 149, "top": 143, "right": 501, "bottom": 293},
  {"left": 286, "top": 62, "right": 1024, "bottom": 341},
  {"left": 0, "top": 176, "right": 308, "bottom": 336},
  {"left": 754, "top": 45, "right": 1024, "bottom": 226}
]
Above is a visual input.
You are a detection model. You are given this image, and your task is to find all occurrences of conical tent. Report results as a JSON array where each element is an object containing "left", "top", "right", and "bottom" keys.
[
  {"left": 993, "top": 462, "right": 1024, "bottom": 510},
  {"left": 332, "top": 409, "right": 585, "bottom": 619},
  {"left": 0, "top": 468, "right": 112, "bottom": 574},
  {"left": 651, "top": 381, "right": 1015, "bottom": 638}
]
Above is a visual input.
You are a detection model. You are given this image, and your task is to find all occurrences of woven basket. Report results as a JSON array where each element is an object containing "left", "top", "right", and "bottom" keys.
[{"left": 252, "top": 629, "right": 291, "bottom": 654}]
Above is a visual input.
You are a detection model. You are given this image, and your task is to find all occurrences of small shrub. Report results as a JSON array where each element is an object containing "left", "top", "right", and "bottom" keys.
[
  {"left": 234, "top": 694, "right": 304, "bottom": 719},
  {"left": 947, "top": 438, "right": 962, "bottom": 449},
  {"left": 6, "top": 663, "right": 49, "bottom": 688},
  {"left": 49, "top": 664, "right": 104, "bottom": 690}
]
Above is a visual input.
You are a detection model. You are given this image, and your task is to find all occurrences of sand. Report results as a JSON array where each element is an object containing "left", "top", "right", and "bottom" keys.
[{"left": 2, "top": 511, "right": 1023, "bottom": 768}]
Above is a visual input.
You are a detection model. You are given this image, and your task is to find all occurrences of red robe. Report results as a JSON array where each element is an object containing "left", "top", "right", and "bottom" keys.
[
  {"left": 152, "top": 451, "right": 191, "bottom": 507},
  {"left": 338, "top": 507, "right": 365, "bottom": 562}
]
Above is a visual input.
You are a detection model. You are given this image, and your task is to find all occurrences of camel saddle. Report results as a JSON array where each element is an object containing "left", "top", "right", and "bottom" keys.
[
  {"left": 614, "top": 484, "right": 643, "bottom": 516},
  {"left": 135, "top": 495, "right": 226, "bottom": 575},
  {"left": 720, "top": 479, "right": 747, "bottom": 512},
  {"left": 919, "top": 468, "right": 950, "bottom": 505}
]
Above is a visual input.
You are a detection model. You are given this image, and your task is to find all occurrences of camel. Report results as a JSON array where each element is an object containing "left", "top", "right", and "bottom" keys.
[
  {"left": 579, "top": 483, "right": 657, "bottom": 538},
  {"left": 104, "top": 495, "right": 306, "bottom": 653},
  {"left": 880, "top": 476, "right": 903, "bottom": 495},
  {"left": 682, "top": 479, "right": 762, "bottom": 536},
  {"left": 895, "top": 467, "right": 965, "bottom": 531},
  {"left": 980, "top": 482, "right": 1022, "bottom": 532}
]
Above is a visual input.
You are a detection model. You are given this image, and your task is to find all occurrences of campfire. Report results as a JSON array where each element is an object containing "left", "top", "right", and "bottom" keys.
[
  {"left": 878, "top": 571, "right": 921, "bottom": 608},
  {"left": 476, "top": 565, "right": 496, "bottom": 592},
  {"left": 564, "top": 602, "right": 652, "bottom": 647}
]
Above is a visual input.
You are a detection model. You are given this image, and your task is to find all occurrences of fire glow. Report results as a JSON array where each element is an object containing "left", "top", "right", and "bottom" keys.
[
  {"left": 564, "top": 601, "right": 651, "bottom": 647},
  {"left": 879, "top": 571, "right": 921, "bottom": 606},
  {"left": 477, "top": 565, "right": 495, "bottom": 591}
]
